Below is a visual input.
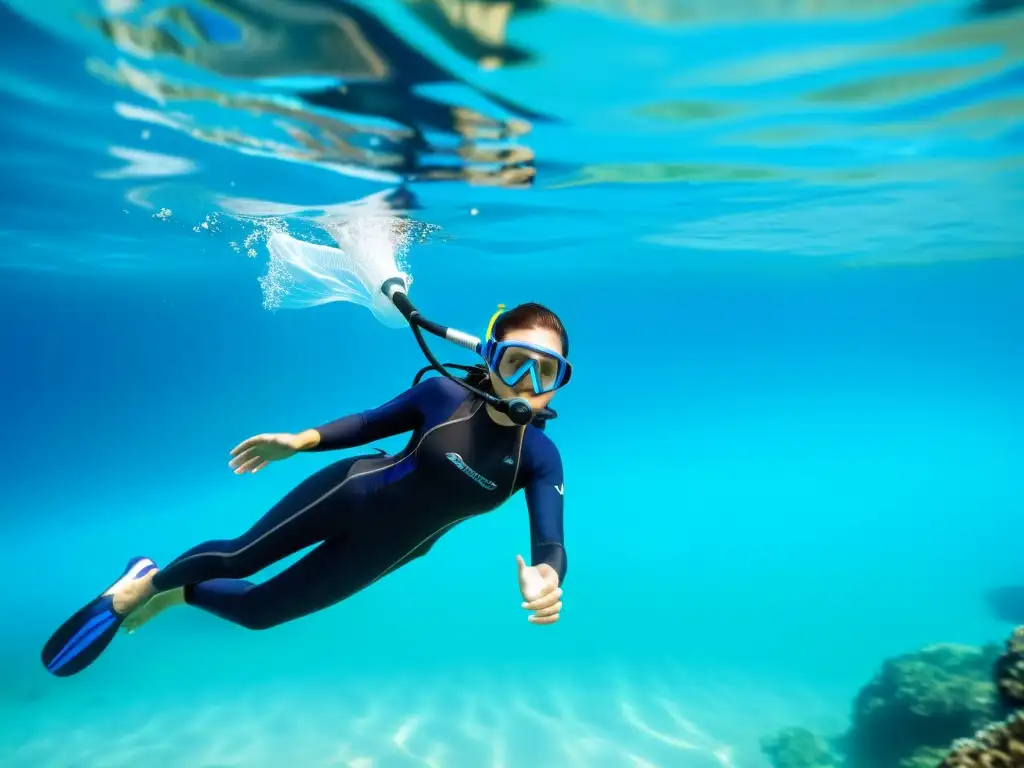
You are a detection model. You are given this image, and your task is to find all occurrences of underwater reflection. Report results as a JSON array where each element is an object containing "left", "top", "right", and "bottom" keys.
[
  {"left": 400, "top": 0, "right": 546, "bottom": 70},
  {"left": 546, "top": 0, "right": 931, "bottom": 24},
  {"left": 85, "top": 0, "right": 552, "bottom": 189}
]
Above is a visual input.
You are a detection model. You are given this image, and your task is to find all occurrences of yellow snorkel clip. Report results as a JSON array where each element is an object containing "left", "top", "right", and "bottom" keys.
[{"left": 485, "top": 303, "right": 506, "bottom": 340}]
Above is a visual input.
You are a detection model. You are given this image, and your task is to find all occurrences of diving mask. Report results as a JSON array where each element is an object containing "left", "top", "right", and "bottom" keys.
[
  {"left": 481, "top": 304, "right": 571, "bottom": 395},
  {"left": 482, "top": 339, "right": 571, "bottom": 394}
]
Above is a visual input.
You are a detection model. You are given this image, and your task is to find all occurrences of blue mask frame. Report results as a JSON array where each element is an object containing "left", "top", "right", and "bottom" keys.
[{"left": 481, "top": 338, "right": 572, "bottom": 395}]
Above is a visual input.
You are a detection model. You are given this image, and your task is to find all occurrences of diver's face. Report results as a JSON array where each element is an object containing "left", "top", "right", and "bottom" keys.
[{"left": 488, "top": 325, "right": 566, "bottom": 412}]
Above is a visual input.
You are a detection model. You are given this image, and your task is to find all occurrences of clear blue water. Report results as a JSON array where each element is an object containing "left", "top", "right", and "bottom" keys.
[{"left": 2, "top": 1, "right": 1023, "bottom": 766}]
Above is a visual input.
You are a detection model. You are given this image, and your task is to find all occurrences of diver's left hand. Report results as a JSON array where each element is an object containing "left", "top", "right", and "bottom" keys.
[{"left": 516, "top": 554, "right": 562, "bottom": 625}]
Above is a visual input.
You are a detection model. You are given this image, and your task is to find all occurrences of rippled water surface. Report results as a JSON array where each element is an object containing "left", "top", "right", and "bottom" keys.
[{"left": 3, "top": 0, "right": 1023, "bottom": 271}]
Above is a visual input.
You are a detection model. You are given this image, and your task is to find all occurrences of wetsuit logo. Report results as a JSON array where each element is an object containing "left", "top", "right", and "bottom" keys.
[{"left": 445, "top": 452, "right": 497, "bottom": 491}]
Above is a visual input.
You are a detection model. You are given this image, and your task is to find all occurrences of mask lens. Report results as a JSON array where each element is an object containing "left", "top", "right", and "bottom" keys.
[
  {"left": 537, "top": 357, "right": 560, "bottom": 390},
  {"left": 496, "top": 344, "right": 564, "bottom": 393}
]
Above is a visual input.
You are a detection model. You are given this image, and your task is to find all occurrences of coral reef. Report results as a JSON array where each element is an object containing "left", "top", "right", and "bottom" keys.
[
  {"left": 996, "top": 627, "right": 1024, "bottom": 707},
  {"left": 760, "top": 726, "right": 839, "bottom": 768},
  {"left": 846, "top": 642, "right": 1004, "bottom": 768},
  {"left": 760, "top": 626, "right": 1024, "bottom": 768},
  {"left": 939, "top": 711, "right": 1024, "bottom": 767}
]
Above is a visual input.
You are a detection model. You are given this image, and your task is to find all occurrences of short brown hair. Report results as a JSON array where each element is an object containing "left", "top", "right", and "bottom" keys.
[{"left": 492, "top": 302, "right": 569, "bottom": 357}]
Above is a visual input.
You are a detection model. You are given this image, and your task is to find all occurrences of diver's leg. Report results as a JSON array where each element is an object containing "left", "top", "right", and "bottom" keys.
[
  {"left": 115, "top": 455, "right": 365, "bottom": 617},
  {"left": 153, "top": 456, "right": 364, "bottom": 590},
  {"left": 183, "top": 526, "right": 441, "bottom": 630}
]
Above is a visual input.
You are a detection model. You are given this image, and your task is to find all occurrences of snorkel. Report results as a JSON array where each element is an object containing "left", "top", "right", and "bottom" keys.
[{"left": 381, "top": 277, "right": 555, "bottom": 426}]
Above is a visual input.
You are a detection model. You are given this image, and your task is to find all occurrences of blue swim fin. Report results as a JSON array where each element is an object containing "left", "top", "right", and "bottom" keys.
[{"left": 41, "top": 556, "right": 158, "bottom": 677}]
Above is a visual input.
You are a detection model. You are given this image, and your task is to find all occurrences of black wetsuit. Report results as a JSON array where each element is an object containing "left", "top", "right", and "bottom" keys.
[{"left": 149, "top": 376, "right": 567, "bottom": 629}]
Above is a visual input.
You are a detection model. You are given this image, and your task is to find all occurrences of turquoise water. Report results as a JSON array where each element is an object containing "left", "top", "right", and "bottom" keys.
[{"left": 2, "top": 1, "right": 1023, "bottom": 766}]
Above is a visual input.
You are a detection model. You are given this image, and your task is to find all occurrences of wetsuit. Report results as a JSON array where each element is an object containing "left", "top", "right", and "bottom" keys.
[{"left": 149, "top": 376, "right": 567, "bottom": 629}]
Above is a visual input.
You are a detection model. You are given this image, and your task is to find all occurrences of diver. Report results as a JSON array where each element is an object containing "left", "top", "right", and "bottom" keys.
[{"left": 42, "top": 299, "right": 572, "bottom": 677}]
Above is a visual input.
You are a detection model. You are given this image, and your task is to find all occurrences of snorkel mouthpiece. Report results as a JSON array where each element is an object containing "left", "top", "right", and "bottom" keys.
[{"left": 505, "top": 397, "right": 533, "bottom": 426}]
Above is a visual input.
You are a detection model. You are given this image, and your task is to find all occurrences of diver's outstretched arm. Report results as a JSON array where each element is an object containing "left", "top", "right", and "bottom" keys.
[
  {"left": 230, "top": 378, "right": 443, "bottom": 474},
  {"left": 300, "top": 377, "right": 440, "bottom": 452}
]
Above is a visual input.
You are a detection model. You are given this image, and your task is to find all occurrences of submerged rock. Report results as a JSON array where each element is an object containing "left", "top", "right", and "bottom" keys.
[
  {"left": 846, "top": 643, "right": 1004, "bottom": 768},
  {"left": 901, "top": 745, "right": 954, "bottom": 768},
  {"left": 761, "top": 726, "right": 840, "bottom": 768}
]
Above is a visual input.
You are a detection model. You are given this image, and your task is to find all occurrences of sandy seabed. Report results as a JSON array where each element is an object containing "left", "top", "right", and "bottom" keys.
[{"left": 0, "top": 662, "right": 847, "bottom": 768}]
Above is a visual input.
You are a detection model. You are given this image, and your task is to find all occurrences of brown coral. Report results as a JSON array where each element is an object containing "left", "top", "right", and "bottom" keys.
[
  {"left": 996, "top": 626, "right": 1024, "bottom": 707},
  {"left": 940, "top": 711, "right": 1024, "bottom": 767}
]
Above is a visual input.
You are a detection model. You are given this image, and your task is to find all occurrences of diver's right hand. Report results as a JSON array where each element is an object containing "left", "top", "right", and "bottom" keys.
[{"left": 229, "top": 433, "right": 305, "bottom": 474}]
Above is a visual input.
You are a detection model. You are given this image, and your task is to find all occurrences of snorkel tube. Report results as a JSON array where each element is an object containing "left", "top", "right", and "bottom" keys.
[{"left": 381, "top": 277, "right": 545, "bottom": 426}]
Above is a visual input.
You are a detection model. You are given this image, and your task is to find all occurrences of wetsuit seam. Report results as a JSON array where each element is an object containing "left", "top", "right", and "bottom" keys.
[
  {"left": 343, "top": 398, "right": 521, "bottom": 591},
  {"left": 413, "top": 397, "right": 483, "bottom": 463},
  {"left": 160, "top": 403, "right": 479, "bottom": 573},
  {"left": 508, "top": 426, "right": 525, "bottom": 500}
]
